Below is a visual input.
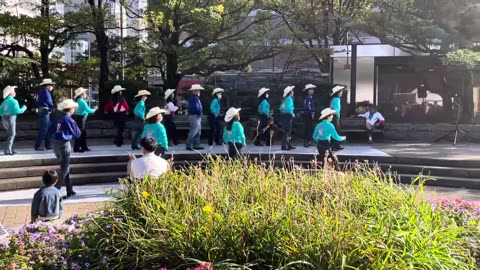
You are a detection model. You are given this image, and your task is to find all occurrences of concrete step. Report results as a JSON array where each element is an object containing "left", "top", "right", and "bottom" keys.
[
  {"left": 0, "top": 162, "right": 126, "bottom": 179},
  {"left": 0, "top": 172, "right": 125, "bottom": 191},
  {"left": 381, "top": 164, "right": 480, "bottom": 179},
  {"left": 397, "top": 174, "right": 480, "bottom": 190}
]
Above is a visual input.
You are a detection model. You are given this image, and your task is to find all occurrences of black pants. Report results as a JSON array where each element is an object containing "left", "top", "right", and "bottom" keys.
[
  {"left": 278, "top": 113, "right": 293, "bottom": 148},
  {"left": 155, "top": 146, "right": 166, "bottom": 158},
  {"left": 303, "top": 113, "right": 314, "bottom": 143},
  {"left": 113, "top": 112, "right": 126, "bottom": 147},
  {"left": 208, "top": 114, "right": 222, "bottom": 145},
  {"left": 256, "top": 114, "right": 270, "bottom": 146},
  {"left": 164, "top": 115, "right": 178, "bottom": 145},
  {"left": 331, "top": 114, "right": 342, "bottom": 150},
  {"left": 73, "top": 115, "right": 88, "bottom": 152},
  {"left": 228, "top": 142, "right": 243, "bottom": 159},
  {"left": 317, "top": 141, "right": 340, "bottom": 170}
]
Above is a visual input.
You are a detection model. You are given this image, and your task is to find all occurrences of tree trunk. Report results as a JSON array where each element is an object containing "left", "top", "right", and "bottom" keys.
[
  {"left": 96, "top": 32, "right": 110, "bottom": 109},
  {"left": 40, "top": 0, "right": 50, "bottom": 78},
  {"left": 164, "top": 33, "right": 182, "bottom": 90}
]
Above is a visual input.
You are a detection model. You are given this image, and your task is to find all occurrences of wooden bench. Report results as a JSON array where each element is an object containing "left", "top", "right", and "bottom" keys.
[{"left": 341, "top": 117, "right": 385, "bottom": 138}]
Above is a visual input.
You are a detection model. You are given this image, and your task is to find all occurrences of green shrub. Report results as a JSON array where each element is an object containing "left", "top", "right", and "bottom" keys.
[{"left": 87, "top": 159, "right": 477, "bottom": 269}]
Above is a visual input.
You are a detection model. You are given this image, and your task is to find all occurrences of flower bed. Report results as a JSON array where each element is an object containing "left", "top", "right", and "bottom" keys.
[{"left": 1, "top": 160, "right": 479, "bottom": 269}]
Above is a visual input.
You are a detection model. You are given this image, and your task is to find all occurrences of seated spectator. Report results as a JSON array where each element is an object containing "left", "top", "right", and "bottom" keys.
[
  {"left": 128, "top": 137, "right": 169, "bottom": 179},
  {"left": 31, "top": 170, "right": 64, "bottom": 223},
  {"left": 358, "top": 104, "right": 385, "bottom": 144}
]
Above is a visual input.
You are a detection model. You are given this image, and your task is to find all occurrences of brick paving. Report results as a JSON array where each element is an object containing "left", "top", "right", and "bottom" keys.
[{"left": 0, "top": 201, "right": 105, "bottom": 230}]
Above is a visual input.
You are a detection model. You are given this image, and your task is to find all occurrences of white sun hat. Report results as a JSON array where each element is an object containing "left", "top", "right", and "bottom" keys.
[
  {"left": 224, "top": 107, "right": 241, "bottom": 122},
  {"left": 57, "top": 99, "right": 78, "bottom": 111},
  {"left": 258, "top": 87, "right": 270, "bottom": 97},
  {"left": 164, "top": 89, "right": 176, "bottom": 100},
  {"left": 304, "top": 84, "right": 316, "bottom": 91},
  {"left": 134, "top": 90, "right": 151, "bottom": 98},
  {"left": 212, "top": 88, "right": 224, "bottom": 96},
  {"left": 111, "top": 85, "right": 126, "bottom": 94},
  {"left": 189, "top": 84, "right": 205, "bottom": 91},
  {"left": 74, "top": 87, "right": 88, "bottom": 99},
  {"left": 39, "top": 78, "right": 56, "bottom": 86},
  {"left": 283, "top": 86, "right": 295, "bottom": 97},
  {"left": 146, "top": 107, "right": 167, "bottom": 119},
  {"left": 3, "top": 85, "right": 17, "bottom": 99},
  {"left": 319, "top": 108, "right": 336, "bottom": 120},
  {"left": 331, "top": 85, "right": 345, "bottom": 96}
]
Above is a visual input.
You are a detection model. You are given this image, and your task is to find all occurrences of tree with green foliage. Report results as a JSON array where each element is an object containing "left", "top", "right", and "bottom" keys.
[{"left": 123, "top": 0, "right": 283, "bottom": 89}]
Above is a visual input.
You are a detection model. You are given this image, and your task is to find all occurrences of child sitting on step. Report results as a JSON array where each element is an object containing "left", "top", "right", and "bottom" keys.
[{"left": 31, "top": 170, "right": 64, "bottom": 223}]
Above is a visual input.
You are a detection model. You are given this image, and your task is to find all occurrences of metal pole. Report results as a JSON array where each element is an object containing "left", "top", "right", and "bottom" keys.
[
  {"left": 350, "top": 44, "right": 357, "bottom": 107},
  {"left": 120, "top": 3, "right": 124, "bottom": 80}
]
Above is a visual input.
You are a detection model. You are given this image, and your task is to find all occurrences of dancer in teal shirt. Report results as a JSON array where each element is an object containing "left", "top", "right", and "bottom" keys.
[
  {"left": 330, "top": 85, "right": 345, "bottom": 151},
  {"left": 73, "top": 87, "right": 97, "bottom": 152},
  {"left": 132, "top": 90, "right": 151, "bottom": 150},
  {"left": 0, "top": 85, "right": 26, "bottom": 155},
  {"left": 142, "top": 107, "right": 168, "bottom": 157},
  {"left": 223, "top": 107, "right": 245, "bottom": 159},
  {"left": 209, "top": 88, "right": 224, "bottom": 145},
  {"left": 313, "top": 108, "right": 346, "bottom": 170},
  {"left": 279, "top": 86, "right": 296, "bottom": 150},
  {"left": 255, "top": 87, "right": 271, "bottom": 146}
]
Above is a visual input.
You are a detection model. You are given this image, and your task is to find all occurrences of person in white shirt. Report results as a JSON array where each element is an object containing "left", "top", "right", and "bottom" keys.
[
  {"left": 128, "top": 137, "right": 169, "bottom": 179},
  {"left": 358, "top": 104, "right": 385, "bottom": 144},
  {"left": 164, "top": 89, "right": 179, "bottom": 145}
]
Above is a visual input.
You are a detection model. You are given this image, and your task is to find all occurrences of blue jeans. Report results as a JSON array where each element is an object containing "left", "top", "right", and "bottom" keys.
[
  {"left": 2, "top": 115, "right": 16, "bottom": 154},
  {"left": 131, "top": 118, "right": 144, "bottom": 149},
  {"left": 186, "top": 115, "right": 202, "bottom": 148},
  {"left": 35, "top": 108, "right": 52, "bottom": 149},
  {"left": 53, "top": 141, "right": 73, "bottom": 193}
]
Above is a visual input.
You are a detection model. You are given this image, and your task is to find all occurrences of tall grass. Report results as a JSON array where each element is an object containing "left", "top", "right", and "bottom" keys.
[{"left": 88, "top": 158, "right": 476, "bottom": 269}]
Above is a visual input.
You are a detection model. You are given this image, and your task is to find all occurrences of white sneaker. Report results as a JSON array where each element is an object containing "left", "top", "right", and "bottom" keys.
[{"left": 368, "top": 137, "right": 373, "bottom": 144}]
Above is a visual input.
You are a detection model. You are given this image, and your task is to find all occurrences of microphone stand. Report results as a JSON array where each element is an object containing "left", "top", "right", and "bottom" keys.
[{"left": 435, "top": 101, "right": 477, "bottom": 145}]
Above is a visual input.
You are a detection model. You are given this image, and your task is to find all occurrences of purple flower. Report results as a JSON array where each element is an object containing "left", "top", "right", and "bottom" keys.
[{"left": 115, "top": 217, "right": 123, "bottom": 222}]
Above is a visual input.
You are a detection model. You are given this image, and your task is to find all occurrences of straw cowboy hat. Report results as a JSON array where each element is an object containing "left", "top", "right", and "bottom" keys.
[
  {"left": 39, "top": 78, "right": 56, "bottom": 86},
  {"left": 3, "top": 85, "right": 17, "bottom": 99},
  {"left": 283, "top": 86, "right": 295, "bottom": 97},
  {"left": 164, "top": 89, "right": 175, "bottom": 100},
  {"left": 146, "top": 107, "right": 166, "bottom": 119},
  {"left": 224, "top": 107, "right": 241, "bottom": 122},
  {"left": 304, "top": 84, "right": 316, "bottom": 91},
  {"left": 258, "top": 87, "right": 270, "bottom": 97},
  {"left": 74, "top": 87, "right": 88, "bottom": 99},
  {"left": 319, "top": 108, "right": 336, "bottom": 120},
  {"left": 189, "top": 84, "right": 205, "bottom": 91},
  {"left": 135, "top": 90, "right": 151, "bottom": 98},
  {"left": 331, "top": 85, "right": 345, "bottom": 96},
  {"left": 111, "top": 85, "right": 126, "bottom": 94},
  {"left": 57, "top": 99, "right": 78, "bottom": 111},
  {"left": 212, "top": 88, "right": 224, "bottom": 96}
]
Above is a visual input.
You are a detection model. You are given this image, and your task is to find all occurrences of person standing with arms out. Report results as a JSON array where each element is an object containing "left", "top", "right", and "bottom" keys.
[
  {"left": 142, "top": 107, "right": 168, "bottom": 157},
  {"left": 164, "top": 89, "right": 179, "bottom": 145},
  {"left": 303, "top": 84, "right": 316, "bottom": 148},
  {"left": 131, "top": 90, "right": 151, "bottom": 150},
  {"left": 279, "top": 86, "right": 296, "bottom": 151},
  {"left": 313, "top": 108, "right": 346, "bottom": 170},
  {"left": 73, "top": 87, "right": 96, "bottom": 153},
  {"left": 255, "top": 87, "right": 271, "bottom": 146},
  {"left": 223, "top": 107, "right": 246, "bottom": 159},
  {"left": 0, "top": 85, "right": 26, "bottom": 155},
  {"left": 330, "top": 85, "right": 346, "bottom": 151},
  {"left": 48, "top": 99, "right": 81, "bottom": 199},
  {"left": 35, "top": 78, "right": 55, "bottom": 151},
  {"left": 104, "top": 85, "right": 129, "bottom": 147},
  {"left": 186, "top": 84, "right": 205, "bottom": 151},
  {"left": 208, "top": 88, "right": 224, "bottom": 146}
]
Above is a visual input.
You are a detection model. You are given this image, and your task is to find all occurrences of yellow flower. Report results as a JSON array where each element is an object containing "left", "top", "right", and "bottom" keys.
[
  {"left": 216, "top": 4, "right": 224, "bottom": 14},
  {"left": 142, "top": 191, "right": 150, "bottom": 198},
  {"left": 202, "top": 204, "right": 214, "bottom": 214}
]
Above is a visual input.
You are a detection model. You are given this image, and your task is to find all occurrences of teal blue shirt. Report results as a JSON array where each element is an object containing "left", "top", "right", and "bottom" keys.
[
  {"left": 210, "top": 98, "right": 221, "bottom": 115},
  {"left": 223, "top": 121, "right": 246, "bottom": 145},
  {"left": 142, "top": 122, "right": 168, "bottom": 149},
  {"left": 0, "top": 96, "right": 26, "bottom": 116},
  {"left": 258, "top": 99, "right": 270, "bottom": 117},
  {"left": 313, "top": 120, "right": 345, "bottom": 142},
  {"left": 134, "top": 101, "right": 146, "bottom": 120},
  {"left": 330, "top": 97, "right": 341, "bottom": 118},
  {"left": 280, "top": 96, "right": 294, "bottom": 116},
  {"left": 75, "top": 98, "right": 95, "bottom": 117}
]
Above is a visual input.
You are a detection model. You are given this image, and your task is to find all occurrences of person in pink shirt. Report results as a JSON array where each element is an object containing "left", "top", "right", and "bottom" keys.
[{"left": 104, "top": 85, "right": 130, "bottom": 147}]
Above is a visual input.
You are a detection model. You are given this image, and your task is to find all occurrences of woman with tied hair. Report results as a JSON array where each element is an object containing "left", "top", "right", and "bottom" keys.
[
  {"left": 330, "top": 85, "right": 345, "bottom": 151},
  {"left": 209, "top": 88, "right": 224, "bottom": 146},
  {"left": 313, "top": 108, "right": 346, "bottom": 171},
  {"left": 255, "top": 87, "right": 271, "bottom": 146},
  {"left": 164, "top": 89, "right": 179, "bottom": 145},
  {"left": 279, "top": 86, "right": 296, "bottom": 151},
  {"left": 104, "top": 85, "right": 129, "bottom": 147},
  {"left": 223, "top": 107, "right": 245, "bottom": 159}
]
